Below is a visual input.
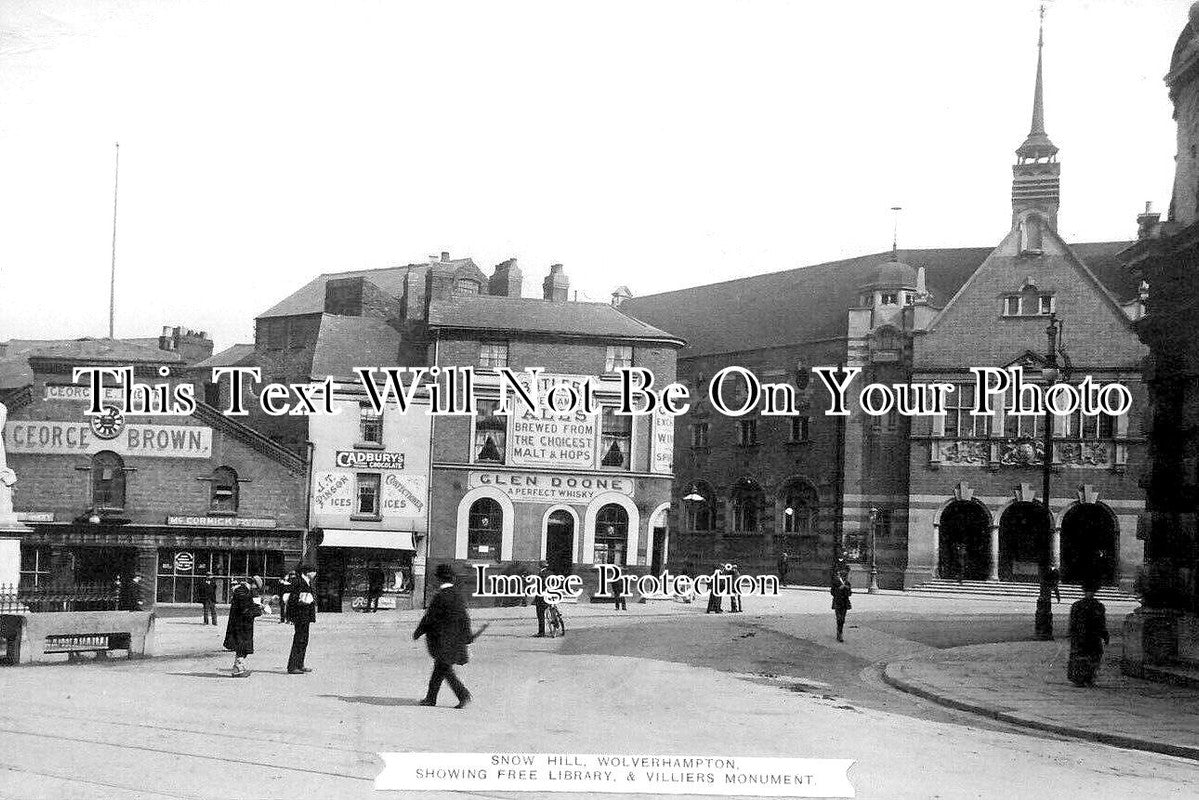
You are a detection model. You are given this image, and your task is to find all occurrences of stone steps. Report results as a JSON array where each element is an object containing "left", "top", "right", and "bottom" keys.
[{"left": 908, "top": 578, "right": 1138, "bottom": 603}]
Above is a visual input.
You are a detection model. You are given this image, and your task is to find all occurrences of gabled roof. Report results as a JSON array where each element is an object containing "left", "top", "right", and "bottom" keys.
[
  {"left": 621, "top": 242, "right": 1136, "bottom": 359},
  {"left": 257, "top": 258, "right": 480, "bottom": 319},
  {"left": 310, "top": 315, "right": 402, "bottom": 379},
  {"left": 192, "top": 344, "right": 255, "bottom": 370},
  {"left": 426, "top": 295, "right": 684, "bottom": 344}
]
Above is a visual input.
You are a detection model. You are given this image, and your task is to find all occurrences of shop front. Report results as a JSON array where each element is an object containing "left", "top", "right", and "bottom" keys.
[{"left": 315, "top": 528, "right": 417, "bottom": 612}]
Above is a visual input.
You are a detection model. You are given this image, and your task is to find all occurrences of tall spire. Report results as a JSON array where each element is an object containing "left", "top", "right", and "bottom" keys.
[
  {"left": 1017, "top": 4, "right": 1057, "bottom": 160},
  {"left": 1012, "top": 4, "right": 1060, "bottom": 232}
]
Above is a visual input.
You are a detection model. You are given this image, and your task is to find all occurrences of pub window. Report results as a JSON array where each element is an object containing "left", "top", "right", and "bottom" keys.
[
  {"left": 594, "top": 504, "right": 629, "bottom": 565},
  {"left": 790, "top": 416, "right": 810, "bottom": 442},
  {"left": 479, "top": 341, "right": 509, "bottom": 369},
  {"left": 691, "top": 421, "right": 710, "bottom": 448},
  {"left": 605, "top": 345, "right": 634, "bottom": 373},
  {"left": 359, "top": 404, "right": 383, "bottom": 444},
  {"left": 474, "top": 399, "right": 507, "bottom": 463},
  {"left": 355, "top": 473, "right": 381, "bottom": 516},
  {"left": 600, "top": 407, "right": 632, "bottom": 469},
  {"left": 467, "top": 498, "right": 503, "bottom": 560},
  {"left": 210, "top": 467, "right": 239, "bottom": 514},
  {"left": 738, "top": 418, "right": 757, "bottom": 446},
  {"left": 92, "top": 450, "right": 126, "bottom": 510}
]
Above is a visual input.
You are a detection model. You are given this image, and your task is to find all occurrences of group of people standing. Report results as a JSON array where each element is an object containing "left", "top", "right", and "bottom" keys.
[
  {"left": 221, "top": 565, "right": 318, "bottom": 678},
  {"left": 705, "top": 563, "right": 744, "bottom": 613}
]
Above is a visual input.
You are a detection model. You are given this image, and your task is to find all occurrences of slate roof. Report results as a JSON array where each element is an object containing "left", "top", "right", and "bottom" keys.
[
  {"left": 310, "top": 315, "right": 402, "bottom": 379},
  {"left": 192, "top": 343, "right": 255, "bottom": 370},
  {"left": 257, "top": 258, "right": 480, "bottom": 319},
  {"left": 620, "top": 242, "right": 1136, "bottom": 359},
  {"left": 0, "top": 337, "right": 182, "bottom": 363},
  {"left": 426, "top": 295, "right": 684, "bottom": 344}
]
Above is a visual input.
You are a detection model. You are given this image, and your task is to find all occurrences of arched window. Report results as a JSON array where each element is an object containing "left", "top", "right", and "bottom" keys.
[
  {"left": 92, "top": 451, "right": 126, "bottom": 510},
  {"left": 781, "top": 481, "right": 818, "bottom": 535},
  {"left": 685, "top": 482, "right": 716, "bottom": 532},
  {"left": 467, "top": 498, "right": 503, "bottom": 560},
  {"left": 210, "top": 467, "right": 239, "bottom": 513},
  {"left": 594, "top": 504, "right": 629, "bottom": 565},
  {"left": 730, "top": 479, "right": 764, "bottom": 532}
]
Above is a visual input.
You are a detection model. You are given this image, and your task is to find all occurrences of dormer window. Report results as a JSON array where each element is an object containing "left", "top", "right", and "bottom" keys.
[{"left": 1004, "top": 296, "right": 1022, "bottom": 316}]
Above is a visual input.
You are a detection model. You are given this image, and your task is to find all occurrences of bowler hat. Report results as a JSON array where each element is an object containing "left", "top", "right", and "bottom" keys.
[
  {"left": 250, "top": 576, "right": 264, "bottom": 590},
  {"left": 434, "top": 563, "right": 456, "bottom": 582}
]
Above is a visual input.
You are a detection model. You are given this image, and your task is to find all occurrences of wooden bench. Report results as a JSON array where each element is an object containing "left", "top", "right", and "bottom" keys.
[{"left": 0, "top": 611, "right": 155, "bottom": 664}]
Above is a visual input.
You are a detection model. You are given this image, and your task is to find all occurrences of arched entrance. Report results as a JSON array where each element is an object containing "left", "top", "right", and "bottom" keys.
[
  {"left": 999, "top": 502, "right": 1051, "bottom": 582},
  {"left": 1060, "top": 504, "right": 1118, "bottom": 586},
  {"left": 938, "top": 501, "right": 990, "bottom": 580},
  {"left": 546, "top": 509, "right": 575, "bottom": 576}
]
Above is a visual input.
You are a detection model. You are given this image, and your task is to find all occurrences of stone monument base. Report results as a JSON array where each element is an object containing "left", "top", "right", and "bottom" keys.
[{"left": 1122, "top": 607, "right": 1199, "bottom": 686}]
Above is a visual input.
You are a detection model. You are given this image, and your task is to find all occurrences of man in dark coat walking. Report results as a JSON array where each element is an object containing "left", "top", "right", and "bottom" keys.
[
  {"left": 1067, "top": 580, "right": 1110, "bottom": 687},
  {"left": 286, "top": 565, "right": 317, "bottom": 674},
  {"left": 831, "top": 559, "right": 852, "bottom": 642},
  {"left": 223, "top": 576, "right": 263, "bottom": 677},
  {"left": 199, "top": 575, "right": 218, "bottom": 625},
  {"left": 414, "top": 563, "right": 472, "bottom": 708}
]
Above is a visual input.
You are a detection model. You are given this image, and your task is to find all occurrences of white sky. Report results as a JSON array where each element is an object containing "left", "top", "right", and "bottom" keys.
[{"left": 0, "top": 0, "right": 1190, "bottom": 350}]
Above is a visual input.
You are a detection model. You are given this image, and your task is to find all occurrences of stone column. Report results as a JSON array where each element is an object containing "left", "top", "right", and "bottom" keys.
[{"left": 988, "top": 525, "right": 1000, "bottom": 581}]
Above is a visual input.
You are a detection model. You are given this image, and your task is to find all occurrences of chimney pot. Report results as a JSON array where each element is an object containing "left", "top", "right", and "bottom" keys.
[{"left": 441, "top": 251, "right": 450, "bottom": 262}]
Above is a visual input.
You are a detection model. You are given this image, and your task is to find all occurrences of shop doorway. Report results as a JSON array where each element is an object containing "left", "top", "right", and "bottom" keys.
[
  {"left": 546, "top": 511, "right": 575, "bottom": 576},
  {"left": 938, "top": 501, "right": 990, "bottom": 580},
  {"left": 999, "top": 502, "right": 1050, "bottom": 582},
  {"left": 1060, "top": 504, "right": 1118, "bottom": 586},
  {"left": 650, "top": 527, "right": 666, "bottom": 576}
]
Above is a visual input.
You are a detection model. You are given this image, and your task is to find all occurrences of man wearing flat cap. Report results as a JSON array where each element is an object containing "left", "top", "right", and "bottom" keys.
[
  {"left": 414, "top": 563, "right": 473, "bottom": 708},
  {"left": 286, "top": 564, "right": 318, "bottom": 674}
]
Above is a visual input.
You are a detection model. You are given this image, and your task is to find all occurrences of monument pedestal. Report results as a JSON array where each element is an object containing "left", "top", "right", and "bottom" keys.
[{"left": 0, "top": 523, "right": 30, "bottom": 589}]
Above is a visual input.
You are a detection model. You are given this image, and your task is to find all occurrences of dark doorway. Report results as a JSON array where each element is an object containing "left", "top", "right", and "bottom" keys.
[
  {"left": 1060, "top": 504, "right": 1118, "bottom": 586},
  {"left": 74, "top": 546, "right": 137, "bottom": 586},
  {"left": 650, "top": 527, "right": 666, "bottom": 576},
  {"left": 939, "top": 502, "right": 990, "bottom": 580},
  {"left": 999, "top": 502, "right": 1051, "bottom": 582},
  {"left": 546, "top": 510, "right": 575, "bottom": 576}
]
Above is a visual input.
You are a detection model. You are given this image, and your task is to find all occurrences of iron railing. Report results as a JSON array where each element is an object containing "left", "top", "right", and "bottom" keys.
[{"left": 0, "top": 583, "right": 121, "bottom": 614}]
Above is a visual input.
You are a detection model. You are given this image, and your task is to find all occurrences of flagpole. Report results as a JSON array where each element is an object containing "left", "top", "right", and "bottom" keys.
[{"left": 109, "top": 141, "right": 120, "bottom": 339}]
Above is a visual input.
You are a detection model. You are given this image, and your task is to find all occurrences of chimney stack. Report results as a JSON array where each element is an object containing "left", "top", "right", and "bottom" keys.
[
  {"left": 1137, "top": 201, "right": 1162, "bottom": 240},
  {"left": 489, "top": 258, "right": 524, "bottom": 298},
  {"left": 542, "top": 264, "right": 569, "bottom": 302},
  {"left": 441, "top": 251, "right": 451, "bottom": 262}
]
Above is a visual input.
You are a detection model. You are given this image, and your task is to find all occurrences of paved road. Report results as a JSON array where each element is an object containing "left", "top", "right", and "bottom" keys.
[{"left": 0, "top": 593, "right": 1192, "bottom": 799}]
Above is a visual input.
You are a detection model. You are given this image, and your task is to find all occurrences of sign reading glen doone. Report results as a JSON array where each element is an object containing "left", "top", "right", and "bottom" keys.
[
  {"left": 469, "top": 472, "right": 633, "bottom": 504},
  {"left": 3, "top": 421, "right": 213, "bottom": 459}
]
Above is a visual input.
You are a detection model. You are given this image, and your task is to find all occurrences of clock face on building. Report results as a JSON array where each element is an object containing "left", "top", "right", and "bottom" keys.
[{"left": 90, "top": 406, "right": 125, "bottom": 440}]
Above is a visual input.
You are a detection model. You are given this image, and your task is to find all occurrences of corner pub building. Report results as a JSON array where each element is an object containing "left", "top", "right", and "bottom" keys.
[
  {"left": 622, "top": 19, "right": 1150, "bottom": 591},
  {"left": 0, "top": 334, "right": 307, "bottom": 604}
]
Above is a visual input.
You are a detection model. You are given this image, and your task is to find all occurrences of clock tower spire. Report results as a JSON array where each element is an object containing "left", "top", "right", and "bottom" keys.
[{"left": 1012, "top": 5, "right": 1060, "bottom": 233}]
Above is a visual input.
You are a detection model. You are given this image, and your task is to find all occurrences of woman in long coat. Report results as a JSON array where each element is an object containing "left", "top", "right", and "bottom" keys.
[
  {"left": 1067, "top": 581, "right": 1110, "bottom": 687},
  {"left": 224, "top": 576, "right": 263, "bottom": 677}
]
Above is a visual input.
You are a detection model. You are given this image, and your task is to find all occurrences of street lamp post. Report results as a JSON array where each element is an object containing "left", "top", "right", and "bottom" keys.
[
  {"left": 1036, "top": 314, "right": 1063, "bottom": 640},
  {"left": 868, "top": 507, "right": 880, "bottom": 594}
]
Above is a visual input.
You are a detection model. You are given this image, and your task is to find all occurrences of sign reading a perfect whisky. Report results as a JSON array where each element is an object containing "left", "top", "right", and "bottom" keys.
[
  {"left": 3, "top": 421, "right": 213, "bottom": 459},
  {"left": 508, "top": 374, "right": 600, "bottom": 469},
  {"left": 469, "top": 472, "right": 633, "bottom": 504}
]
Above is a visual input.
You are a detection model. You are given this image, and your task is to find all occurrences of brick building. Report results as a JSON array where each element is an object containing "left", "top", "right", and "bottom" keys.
[
  {"left": 250, "top": 254, "right": 683, "bottom": 607},
  {"left": 623, "top": 21, "right": 1150, "bottom": 590},
  {"left": 0, "top": 333, "right": 306, "bottom": 606}
]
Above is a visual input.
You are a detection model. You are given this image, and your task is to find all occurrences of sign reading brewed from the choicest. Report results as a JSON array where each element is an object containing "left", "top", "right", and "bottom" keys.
[
  {"left": 469, "top": 472, "right": 634, "bottom": 504},
  {"left": 2, "top": 420, "right": 213, "bottom": 459},
  {"left": 507, "top": 374, "right": 600, "bottom": 469}
]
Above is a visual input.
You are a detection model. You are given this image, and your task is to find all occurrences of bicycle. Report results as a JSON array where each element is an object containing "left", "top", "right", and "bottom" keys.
[{"left": 546, "top": 601, "right": 566, "bottom": 638}]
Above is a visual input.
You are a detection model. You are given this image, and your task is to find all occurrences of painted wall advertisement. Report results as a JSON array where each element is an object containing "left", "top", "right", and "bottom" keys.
[
  {"left": 3, "top": 420, "right": 213, "bottom": 459},
  {"left": 469, "top": 472, "right": 634, "bottom": 504},
  {"left": 508, "top": 374, "right": 599, "bottom": 469},
  {"left": 312, "top": 471, "right": 428, "bottom": 527},
  {"left": 652, "top": 404, "right": 674, "bottom": 475}
]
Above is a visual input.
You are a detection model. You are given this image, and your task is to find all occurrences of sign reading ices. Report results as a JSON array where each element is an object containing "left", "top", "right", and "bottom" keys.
[
  {"left": 469, "top": 472, "right": 634, "bottom": 504},
  {"left": 3, "top": 421, "right": 213, "bottom": 459},
  {"left": 507, "top": 374, "right": 600, "bottom": 469},
  {"left": 312, "top": 470, "right": 427, "bottom": 528}
]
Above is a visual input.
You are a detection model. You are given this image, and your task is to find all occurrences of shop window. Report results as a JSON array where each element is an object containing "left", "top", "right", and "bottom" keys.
[
  {"left": 605, "top": 345, "right": 634, "bottom": 373},
  {"left": 594, "top": 504, "right": 629, "bottom": 565},
  {"left": 467, "top": 498, "right": 503, "bottom": 560},
  {"left": 92, "top": 450, "right": 126, "bottom": 510},
  {"left": 601, "top": 407, "right": 631, "bottom": 468},
  {"left": 730, "top": 480, "right": 764, "bottom": 532},
  {"left": 355, "top": 473, "right": 381, "bottom": 517},
  {"left": 690, "top": 422, "right": 710, "bottom": 448},
  {"left": 156, "top": 548, "right": 283, "bottom": 604},
  {"left": 19, "top": 546, "right": 51, "bottom": 589},
  {"left": 474, "top": 400, "right": 507, "bottom": 463},
  {"left": 479, "top": 341, "right": 509, "bottom": 369},
  {"left": 359, "top": 404, "right": 383, "bottom": 445},
  {"left": 210, "top": 467, "right": 239, "bottom": 514}
]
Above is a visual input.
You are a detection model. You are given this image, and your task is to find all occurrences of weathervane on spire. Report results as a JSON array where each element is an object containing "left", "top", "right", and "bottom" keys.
[{"left": 890, "top": 206, "right": 902, "bottom": 258}]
